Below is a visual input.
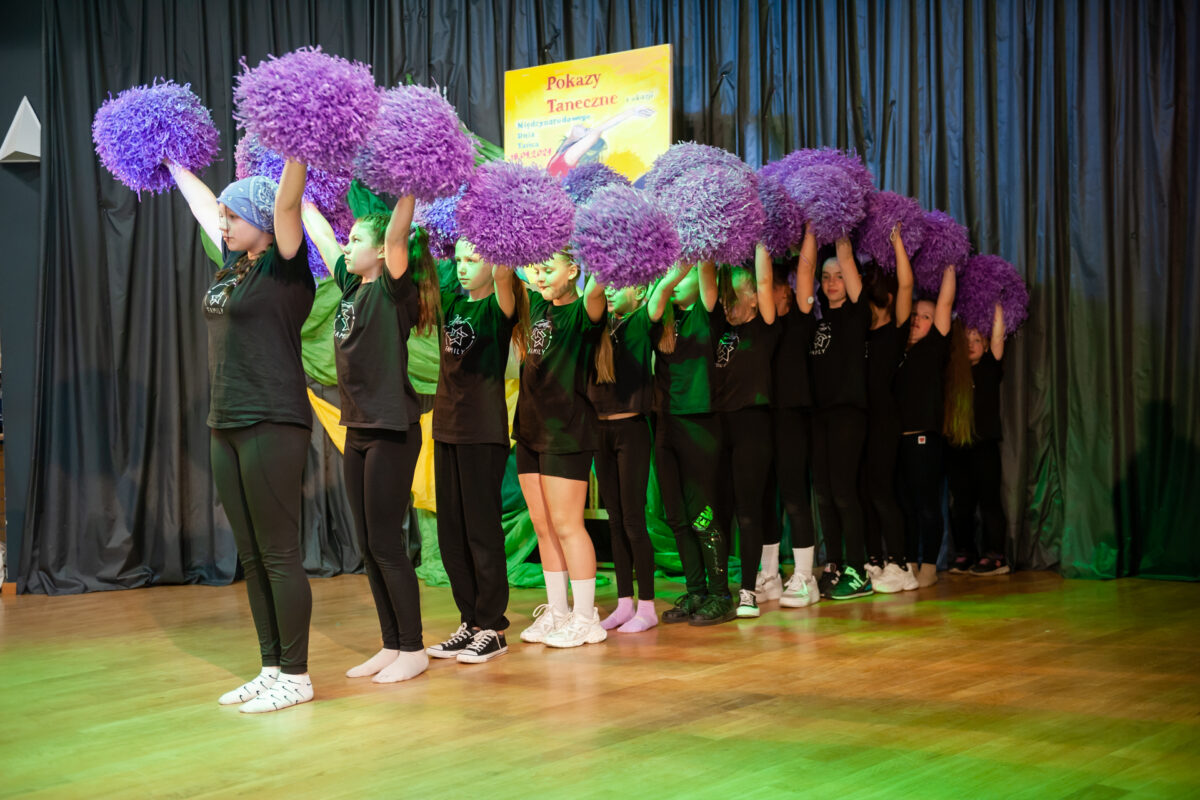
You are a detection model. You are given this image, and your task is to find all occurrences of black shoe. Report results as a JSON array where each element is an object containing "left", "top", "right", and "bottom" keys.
[
  {"left": 817, "top": 564, "right": 840, "bottom": 599},
  {"left": 456, "top": 629, "right": 508, "bottom": 663},
  {"left": 688, "top": 594, "right": 737, "bottom": 626},
  {"left": 426, "top": 622, "right": 476, "bottom": 658},
  {"left": 969, "top": 555, "right": 1011, "bottom": 576},
  {"left": 663, "top": 593, "right": 706, "bottom": 623},
  {"left": 948, "top": 554, "right": 974, "bottom": 574}
]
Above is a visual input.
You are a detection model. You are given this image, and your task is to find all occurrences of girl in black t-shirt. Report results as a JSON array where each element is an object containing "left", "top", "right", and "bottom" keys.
[
  {"left": 514, "top": 252, "right": 608, "bottom": 649},
  {"left": 171, "top": 158, "right": 316, "bottom": 713},
  {"left": 652, "top": 262, "right": 737, "bottom": 626},
  {"left": 946, "top": 304, "right": 1010, "bottom": 576},
  {"left": 894, "top": 265, "right": 957, "bottom": 587}
]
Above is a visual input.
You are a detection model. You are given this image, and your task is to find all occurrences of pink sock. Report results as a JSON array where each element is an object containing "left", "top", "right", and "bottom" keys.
[
  {"left": 602, "top": 597, "right": 635, "bottom": 630},
  {"left": 617, "top": 599, "right": 658, "bottom": 633}
]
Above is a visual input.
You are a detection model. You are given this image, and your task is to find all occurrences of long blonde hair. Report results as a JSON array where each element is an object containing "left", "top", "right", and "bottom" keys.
[{"left": 943, "top": 319, "right": 976, "bottom": 446}]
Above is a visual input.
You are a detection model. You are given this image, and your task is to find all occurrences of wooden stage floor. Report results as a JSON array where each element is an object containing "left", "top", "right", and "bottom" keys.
[{"left": 1, "top": 570, "right": 1198, "bottom": 799}]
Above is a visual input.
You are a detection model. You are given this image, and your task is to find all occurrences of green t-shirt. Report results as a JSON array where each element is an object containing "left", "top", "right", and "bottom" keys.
[
  {"left": 654, "top": 301, "right": 724, "bottom": 416},
  {"left": 433, "top": 289, "right": 516, "bottom": 446}
]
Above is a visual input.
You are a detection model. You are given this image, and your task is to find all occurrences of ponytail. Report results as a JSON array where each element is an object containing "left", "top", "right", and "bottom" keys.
[
  {"left": 943, "top": 319, "right": 975, "bottom": 447},
  {"left": 510, "top": 280, "right": 530, "bottom": 361},
  {"left": 658, "top": 301, "right": 677, "bottom": 354},
  {"left": 408, "top": 226, "right": 442, "bottom": 336},
  {"left": 594, "top": 317, "right": 616, "bottom": 383}
]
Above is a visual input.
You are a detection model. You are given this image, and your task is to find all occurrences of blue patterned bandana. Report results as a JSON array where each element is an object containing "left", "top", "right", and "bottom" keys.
[{"left": 217, "top": 176, "right": 278, "bottom": 233}]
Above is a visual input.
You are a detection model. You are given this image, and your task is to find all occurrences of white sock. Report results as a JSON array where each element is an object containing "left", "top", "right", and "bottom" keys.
[
  {"left": 373, "top": 650, "right": 429, "bottom": 684},
  {"left": 570, "top": 577, "right": 596, "bottom": 618},
  {"left": 761, "top": 543, "right": 780, "bottom": 575},
  {"left": 239, "top": 672, "right": 313, "bottom": 713},
  {"left": 793, "top": 546, "right": 815, "bottom": 579},
  {"left": 218, "top": 666, "right": 279, "bottom": 705},
  {"left": 544, "top": 570, "right": 570, "bottom": 614},
  {"left": 346, "top": 648, "right": 400, "bottom": 678}
]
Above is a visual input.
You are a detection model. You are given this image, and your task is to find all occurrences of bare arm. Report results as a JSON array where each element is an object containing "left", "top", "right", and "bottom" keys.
[
  {"left": 755, "top": 244, "right": 776, "bottom": 325},
  {"left": 493, "top": 264, "right": 517, "bottom": 319},
  {"left": 559, "top": 107, "right": 653, "bottom": 166},
  {"left": 698, "top": 261, "right": 719, "bottom": 312},
  {"left": 795, "top": 227, "right": 817, "bottom": 314},
  {"left": 647, "top": 263, "right": 692, "bottom": 322},
  {"left": 990, "top": 303, "right": 1006, "bottom": 360},
  {"left": 934, "top": 265, "right": 956, "bottom": 336},
  {"left": 384, "top": 195, "right": 416, "bottom": 280},
  {"left": 893, "top": 226, "right": 914, "bottom": 325},
  {"left": 836, "top": 237, "right": 862, "bottom": 303},
  {"left": 166, "top": 160, "right": 220, "bottom": 246},
  {"left": 301, "top": 202, "right": 342, "bottom": 273},
  {"left": 274, "top": 159, "right": 306, "bottom": 261},
  {"left": 583, "top": 275, "right": 607, "bottom": 323}
]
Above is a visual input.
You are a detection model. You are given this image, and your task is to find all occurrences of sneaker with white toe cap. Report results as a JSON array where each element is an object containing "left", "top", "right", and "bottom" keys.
[
  {"left": 736, "top": 589, "right": 761, "bottom": 618},
  {"left": 779, "top": 573, "right": 820, "bottom": 608},
  {"left": 544, "top": 608, "right": 607, "bottom": 648},
  {"left": 754, "top": 571, "right": 783, "bottom": 602},
  {"left": 520, "top": 604, "right": 569, "bottom": 643}
]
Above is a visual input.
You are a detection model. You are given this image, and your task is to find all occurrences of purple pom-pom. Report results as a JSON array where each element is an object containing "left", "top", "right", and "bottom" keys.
[
  {"left": 570, "top": 184, "right": 680, "bottom": 288},
  {"left": 456, "top": 161, "right": 575, "bottom": 265},
  {"left": 233, "top": 46, "right": 379, "bottom": 172},
  {"left": 783, "top": 164, "right": 869, "bottom": 246},
  {"left": 957, "top": 255, "right": 1028, "bottom": 337},
  {"left": 354, "top": 85, "right": 475, "bottom": 201},
  {"left": 912, "top": 210, "right": 971, "bottom": 295},
  {"left": 758, "top": 170, "right": 806, "bottom": 258},
  {"left": 561, "top": 162, "right": 630, "bottom": 207},
  {"left": 854, "top": 191, "right": 928, "bottom": 271},
  {"left": 92, "top": 80, "right": 220, "bottom": 195},
  {"left": 235, "top": 133, "right": 351, "bottom": 213},
  {"left": 641, "top": 142, "right": 747, "bottom": 194},
  {"left": 657, "top": 163, "right": 764, "bottom": 264},
  {"left": 774, "top": 147, "right": 876, "bottom": 196},
  {"left": 415, "top": 185, "right": 466, "bottom": 259}
]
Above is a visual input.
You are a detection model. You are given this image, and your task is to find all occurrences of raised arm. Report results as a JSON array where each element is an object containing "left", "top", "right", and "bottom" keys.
[
  {"left": 647, "top": 263, "right": 692, "bottom": 322},
  {"left": 166, "top": 160, "right": 220, "bottom": 247},
  {"left": 755, "top": 244, "right": 776, "bottom": 325},
  {"left": 893, "top": 225, "right": 914, "bottom": 325},
  {"left": 493, "top": 263, "right": 517, "bottom": 319},
  {"left": 990, "top": 302, "right": 1006, "bottom": 360},
  {"left": 274, "top": 159, "right": 306, "bottom": 261},
  {"left": 698, "top": 260, "right": 719, "bottom": 312},
  {"left": 384, "top": 195, "right": 416, "bottom": 280},
  {"left": 583, "top": 274, "right": 607, "bottom": 323},
  {"left": 836, "top": 236, "right": 862, "bottom": 303},
  {"left": 559, "top": 107, "right": 653, "bottom": 166},
  {"left": 301, "top": 202, "right": 343, "bottom": 273},
  {"left": 795, "top": 226, "right": 817, "bottom": 314},
  {"left": 934, "top": 265, "right": 956, "bottom": 336}
]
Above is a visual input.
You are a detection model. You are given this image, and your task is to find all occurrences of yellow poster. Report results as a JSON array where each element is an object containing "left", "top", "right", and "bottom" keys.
[{"left": 504, "top": 44, "right": 672, "bottom": 182}]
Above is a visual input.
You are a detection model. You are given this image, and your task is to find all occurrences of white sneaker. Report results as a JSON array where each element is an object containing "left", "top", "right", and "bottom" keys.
[
  {"left": 865, "top": 562, "right": 884, "bottom": 581},
  {"left": 544, "top": 608, "right": 607, "bottom": 648},
  {"left": 736, "top": 589, "right": 761, "bottom": 618},
  {"left": 901, "top": 563, "right": 920, "bottom": 591},
  {"left": 873, "top": 562, "right": 908, "bottom": 593},
  {"left": 779, "top": 573, "right": 820, "bottom": 608},
  {"left": 754, "top": 571, "right": 783, "bottom": 602},
  {"left": 239, "top": 673, "right": 313, "bottom": 714},
  {"left": 520, "top": 604, "right": 569, "bottom": 643},
  {"left": 218, "top": 670, "right": 277, "bottom": 705}
]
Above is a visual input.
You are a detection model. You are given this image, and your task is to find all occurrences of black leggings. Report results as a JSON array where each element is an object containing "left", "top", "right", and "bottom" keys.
[
  {"left": 593, "top": 416, "right": 656, "bottom": 601},
  {"left": 765, "top": 406, "right": 815, "bottom": 549},
  {"left": 811, "top": 406, "right": 867, "bottom": 566},
  {"left": 434, "top": 441, "right": 510, "bottom": 631},
  {"left": 717, "top": 406, "right": 773, "bottom": 591},
  {"left": 653, "top": 412, "right": 724, "bottom": 596},
  {"left": 898, "top": 432, "right": 946, "bottom": 564},
  {"left": 861, "top": 415, "right": 905, "bottom": 561},
  {"left": 344, "top": 426, "right": 423, "bottom": 652},
  {"left": 947, "top": 439, "right": 1006, "bottom": 557},
  {"left": 210, "top": 422, "right": 312, "bottom": 674}
]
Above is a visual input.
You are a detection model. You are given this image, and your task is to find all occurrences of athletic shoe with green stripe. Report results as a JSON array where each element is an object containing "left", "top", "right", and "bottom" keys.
[{"left": 830, "top": 564, "right": 874, "bottom": 600}]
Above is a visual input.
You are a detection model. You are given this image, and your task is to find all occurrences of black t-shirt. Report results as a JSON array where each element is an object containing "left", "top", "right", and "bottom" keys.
[
  {"left": 714, "top": 314, "right": 781, "bottom": 413},
  {"left": 333, "top": 256, "right": 422, "bottom": 431},
  {"left": 771, "top": 304, "right": 816, "bottom": 409},
  {"left": 866, "top": 320, "right": 907, "bottom": 429},
  {"left": 204, "top": 242, "right": 315, "bottom": 429},
  {"left": 515, "top": 290, "right": 604, "bottom": 453},
  {"left": 972, "top": 351, "right": 1004, "bottom": 440},
  {"left": 655, "top": 302, "right": 725, "bottom": 416},
  {"left": 432, "top": 288, "right": 516, "bottom": 446},
  {"left": 895, "top": 326, "right": 950, "bottom": 433},
  {"left": 808, "top": 295, "right": 871, "bottom": 410},
  {"left": 587, "top": 304, "right": 659, "bottom": 417}
]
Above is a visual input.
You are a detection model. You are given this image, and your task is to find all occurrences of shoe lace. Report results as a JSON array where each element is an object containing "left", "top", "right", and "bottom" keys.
[
  {"left": 463, "top": 630, "right": 496, "bottom": 653},
  {"left": 739, "top": 589, "right": 756, "bottom": 605}
]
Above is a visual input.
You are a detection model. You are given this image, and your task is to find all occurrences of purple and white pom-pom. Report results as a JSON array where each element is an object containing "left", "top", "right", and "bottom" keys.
[
  {"left": 957, "top": 254, "right": 1028, "bottom": 336},
  {"left": 456, "top": 161, "right": 575, "bottom": 265},
  {"left": 657, "top": 163, "right": 764, "bottom": 264},
  {"left": 783, "top": 163, "right": 869, "bottom": 246},
  {"left": 912, "top": 210, "right": 971, "bottom": 295},
  {"left": 570, "top": 184, "right": 680, "bottom": 288},
  {"left": 854, "top": 191, "right": 928, "bottom": 271},
  {"left": 414, "top": 185, "right": 466, "bottom": 259},
  {"left": 562, "top": 162, "right": 630, "bottom": 207},
  {"left": 92, "top": 80, "right": 220, "bottom": 195},
  {"left": 233, "top": 46, "right": 378, "bottom": 172},
  {"left": 641, "top": 142, "right": 749, "bottom": 193},
  {"left": 758, "top": 170, "right": 806, "bottom": 258},
  {"left": 235, "top": 133, "right": 352, "bottom": 213},
  {"left": 354, "top": 84, "right": 475, "bottom": 201}
]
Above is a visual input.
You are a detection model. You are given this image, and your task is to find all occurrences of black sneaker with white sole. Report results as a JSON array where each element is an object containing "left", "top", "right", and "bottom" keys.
[
  {"left": 426, "top": 623, "right": 476, "bottom": 659},
  {"left": 456, "top": 629, "right": 508, "bottom": 663}
]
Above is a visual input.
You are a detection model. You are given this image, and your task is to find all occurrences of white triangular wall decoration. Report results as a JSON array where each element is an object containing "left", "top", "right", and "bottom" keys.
[{"left": 0, "top": 96, "right": 41, "bottom": 163}]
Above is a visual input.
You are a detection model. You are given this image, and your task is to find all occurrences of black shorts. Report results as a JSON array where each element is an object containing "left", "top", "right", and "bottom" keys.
[{"left": 515, "top": 441, "right": 594, "bottom": 481}]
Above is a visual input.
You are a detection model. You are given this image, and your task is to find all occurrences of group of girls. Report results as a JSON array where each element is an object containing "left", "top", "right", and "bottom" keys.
[{"left": 174, "top": 158, "right": 1009, "bottom": 714}]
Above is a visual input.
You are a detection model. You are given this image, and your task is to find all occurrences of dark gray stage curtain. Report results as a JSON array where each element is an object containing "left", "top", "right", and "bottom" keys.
[{"left": 19, "top": 0, "right": 1199, "bottom": 592}]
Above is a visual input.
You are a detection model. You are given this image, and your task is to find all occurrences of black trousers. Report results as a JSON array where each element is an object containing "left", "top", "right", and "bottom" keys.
[
  {"left": 434, "top": 441, "right": 510, "bottom": 631},
  {"left": 811, "top": 406, "right": 868, "bottom": 566},
  {"left": 764, "top": 406, "right": 815, "bottom": 549},
  {"left": 898, "top": 432, "right": 946, "bottom": 564},
  {"left": 344, "top": 426, "right": 424, "bottom": 652},
  {"left": 861, "top": 415, "right": 906, "bottom": 561},
  {"left": 210, "top": 422, "right": 312, "bottom": 674},
  {"left": 717, "top": 406, "right": 773, "bottom": 591},
  {"left": 593, "top": 416, "right": 656, "bottom": 601},
  {"left": 947, "top": 439, "right": 1006, "bottom": 557},
  {"left": 653, "top": 412, "right": 723, "bottom": 596}
]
